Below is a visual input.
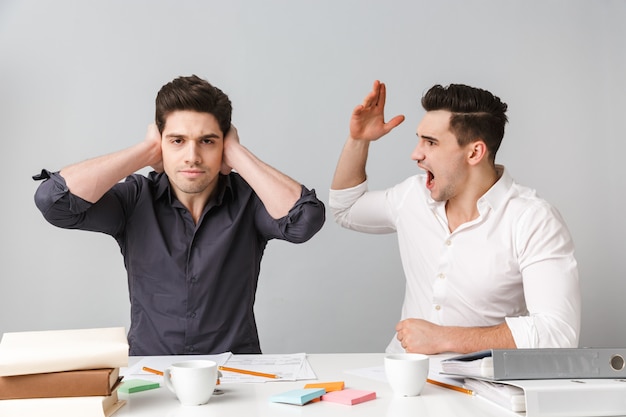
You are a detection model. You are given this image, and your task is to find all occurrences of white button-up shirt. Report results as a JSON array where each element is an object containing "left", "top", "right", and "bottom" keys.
[{"left": 329, "top": 166, "right": 580, "bottom": 353}]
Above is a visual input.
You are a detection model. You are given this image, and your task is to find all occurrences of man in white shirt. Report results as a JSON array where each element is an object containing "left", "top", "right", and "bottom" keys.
[{"left": 329, "top": 80, "right": 581, "bottom": 354}]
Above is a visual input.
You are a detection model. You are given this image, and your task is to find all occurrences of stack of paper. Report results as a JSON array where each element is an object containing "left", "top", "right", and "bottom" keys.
[
  {"left": 0, "top": 327, "right": 129, "bottom": 417},
  {"left": 220, "top": 352, "right": 316, "bottom": 383},
  {"left": 124, "top": 352, "right": 316, "bottom": 385}
]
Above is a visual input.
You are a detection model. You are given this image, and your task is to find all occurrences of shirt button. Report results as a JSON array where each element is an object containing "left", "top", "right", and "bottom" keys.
[
  {"left": 445, "top": 239, "right": 452, "bottom": 246},
  {"left": 187, "top": 345, "right": 195, "bottom": 352},
  {"left": 435, "top": 305, "right": 441, "bottom": 311},
  {"left": 190, "top": 312, "right": 197, "bottom": 318},
  {"left": 438, "top": 273, "right": 445, "bottom": 279},
  {"left": 190, "top": 276, "right": 198, "bottom": 283}
]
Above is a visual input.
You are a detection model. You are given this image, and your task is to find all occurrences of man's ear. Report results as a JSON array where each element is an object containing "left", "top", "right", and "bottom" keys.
[{"left": 467, "top": 140, "right": 488, "bottom": 166}]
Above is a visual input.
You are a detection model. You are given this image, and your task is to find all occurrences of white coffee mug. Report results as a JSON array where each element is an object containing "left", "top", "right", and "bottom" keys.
[
  {"left": 163, "top": 360, "right": 218, "bottom": 406},
  {"left": 384, "top": 353, "right": 429, "bottom": 396}
]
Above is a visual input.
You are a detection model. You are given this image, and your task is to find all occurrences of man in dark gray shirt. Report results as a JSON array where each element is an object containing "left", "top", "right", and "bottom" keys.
[{"left": 33, "top": 75, "right": 325, "bottom": 355}]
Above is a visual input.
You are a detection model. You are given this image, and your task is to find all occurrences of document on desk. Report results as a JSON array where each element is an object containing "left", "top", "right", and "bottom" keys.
[
  {"left": 122, "top": 352, "right": 232, "bottom": 382},
  {"left": 220, "top": 353, "right": 316, "bottom": 383},
  {"left": 123, "top": 353, "right": 315, "bottom": 383}
]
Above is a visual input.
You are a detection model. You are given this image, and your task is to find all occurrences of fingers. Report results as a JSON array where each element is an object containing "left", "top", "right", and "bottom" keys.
[
  {"left": 361, "top": 85, "right": 380, "bottom": 109},
  {"left": 384, "top": 114, "right": 406, "bottom": 133},
  {"left": 145, "top": 123, "right": 161, "bottom": 141},
  {"left": 377, "top": 81, "right": 386, "bottom": 107},
  {"left": 225, "top": 124, "right": 239, "bottom": 140},
  {"left": 395, "top": 320, "right": 404, "bottom": 332}
]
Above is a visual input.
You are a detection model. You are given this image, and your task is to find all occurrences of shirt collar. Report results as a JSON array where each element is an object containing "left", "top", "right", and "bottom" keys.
[
  {"left": 426, "top": 164, "right": 513, "bottom": 214},
  {"left": 150, "top": 171, "right": 233, "bottom": 207},
  {"left": 478, "top": 165, "right": 512, "bottom": 213}
]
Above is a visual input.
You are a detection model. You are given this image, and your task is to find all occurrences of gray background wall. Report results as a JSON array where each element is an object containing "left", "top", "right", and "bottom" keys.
[{"left": 1, "top": 0, "right": 624, "bottom": 353}]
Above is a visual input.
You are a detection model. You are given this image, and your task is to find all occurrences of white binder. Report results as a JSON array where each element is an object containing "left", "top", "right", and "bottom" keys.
[
  {"left": 441, "top": 348, "right": 626, "bottom": 380},
  {"left": 464, "top": 377, "right": 626, "bottom": 417}
]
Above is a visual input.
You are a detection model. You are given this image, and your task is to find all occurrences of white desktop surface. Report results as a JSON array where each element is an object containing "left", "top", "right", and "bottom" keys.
[{"left": 116, "top": 353, "right": 513, "bottom": 417}]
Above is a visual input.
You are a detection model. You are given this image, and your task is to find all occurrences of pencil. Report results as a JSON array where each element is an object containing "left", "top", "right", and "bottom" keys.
[
  {"left": 142, "top": 365, "right": 223, "bottom": 386},
  {"left": 142, "top": 366, "right": 164, "bottom": 376},
  {"left": 427, "top": 378, "right": 474, "bottom": 395},
  {"left": 218, "top": 366, "right": 280, "bottom": 379}
]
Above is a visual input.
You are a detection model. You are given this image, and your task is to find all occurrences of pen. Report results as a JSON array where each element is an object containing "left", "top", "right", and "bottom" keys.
[
  {"left": 427, "top": 378, "right": 474, "bottom": 395},
  {"left": 218, "top": 366, "right": 280, "bottom": 379}
]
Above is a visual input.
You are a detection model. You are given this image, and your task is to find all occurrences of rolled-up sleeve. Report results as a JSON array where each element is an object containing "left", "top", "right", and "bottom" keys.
[
  {"left": 329, "top": 181, "right": 397, "bottom": 234},
  {"left": 34, "top": 170, "right": 93, "bottom": 228},
  {"left": 273, "top": 185, "right": 326, "bottom": 243},
  {"left": 34, "top": 170, "right": 128, "bottom": 236}
]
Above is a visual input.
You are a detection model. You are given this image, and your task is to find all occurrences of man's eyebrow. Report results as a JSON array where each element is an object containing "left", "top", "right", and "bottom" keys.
[
  {"left": 164, "top": 132, "right": 186, "bottom": 139},
  {"left": 417, "top": 133, "right": 438, "bottom": 142},
  {"left": 201, "top": 133, "right": 222, "bottom": 139},
  {"left": 164, "top": 132, "right": 222, "bottom": 139}
]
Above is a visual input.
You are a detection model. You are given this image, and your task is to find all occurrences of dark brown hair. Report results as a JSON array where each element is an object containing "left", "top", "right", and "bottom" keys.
[
  {"left": 422, "top": 84, "right": 508, "bottom": 163},
  {"left": 155, "top": 75, "right": 232, "bottom": 135}
]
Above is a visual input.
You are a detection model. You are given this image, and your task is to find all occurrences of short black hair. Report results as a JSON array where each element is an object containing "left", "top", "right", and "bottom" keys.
[
  {"left": 155, "top": 75, "right": 232, "bottom": 135},
  {"left": 422, "top": 84, "right": 508, "bottom": 162}
]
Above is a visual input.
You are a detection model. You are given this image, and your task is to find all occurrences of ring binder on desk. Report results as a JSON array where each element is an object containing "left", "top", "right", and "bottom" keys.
[
  {"left": 441, "top": 348, "right": 626, "bottom": 380},
  {"left": 464, "top": 377, "right": 626, "bottom": 417}
]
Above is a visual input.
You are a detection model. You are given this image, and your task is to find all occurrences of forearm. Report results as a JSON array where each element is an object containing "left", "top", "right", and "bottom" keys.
[
  {"left": 226, "top": 143, "right": 302, "bottom": 219},
  {"left": 331, "top": 137, "right": 370, "bottom": 190},
  {"left": 60, "top": 141, "right": 158, "bottom": 203},
  {"left": 398, "top": 319, "right": 517, "bottom": 354},
  {"left": 441, "top": 322, "right": 517, "bottom": 354}
]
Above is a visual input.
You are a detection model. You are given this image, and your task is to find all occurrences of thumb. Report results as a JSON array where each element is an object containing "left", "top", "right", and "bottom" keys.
[{"left": 384, "top": 115, "right": 405, "bottom": 133}]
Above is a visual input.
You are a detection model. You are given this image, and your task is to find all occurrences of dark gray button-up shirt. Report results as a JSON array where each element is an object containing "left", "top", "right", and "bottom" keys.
[{"left": 34, "top": 170, "right": 325, "bottom": 355}]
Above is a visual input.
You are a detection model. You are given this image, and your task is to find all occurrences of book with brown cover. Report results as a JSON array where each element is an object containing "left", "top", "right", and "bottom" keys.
[{"left": 0, "top": 368, "right": 121, "bottom": 399}]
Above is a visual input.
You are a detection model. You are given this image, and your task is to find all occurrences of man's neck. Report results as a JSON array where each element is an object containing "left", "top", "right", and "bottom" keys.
[
  {"left": 173, "top": 186, "right": 216, "bottom": 225},
  {"left": 445, "top": 165, "right": 501, "bottom": 232}
]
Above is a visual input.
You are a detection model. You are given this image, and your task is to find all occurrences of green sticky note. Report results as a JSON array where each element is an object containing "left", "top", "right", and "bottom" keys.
[{"left": 118, "top": 379, "right": 160, "bottom": 393}]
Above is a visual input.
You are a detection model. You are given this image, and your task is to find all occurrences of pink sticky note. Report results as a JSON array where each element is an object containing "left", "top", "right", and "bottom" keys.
[{"left": 321, "top": 389, "right": 376, "bottom": 405}]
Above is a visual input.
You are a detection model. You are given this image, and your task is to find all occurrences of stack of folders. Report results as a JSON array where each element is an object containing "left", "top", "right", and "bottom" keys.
[
  {"left": 0, "top": 327, "right": 129, "bottom": 417},
  {"left": 440, "top": 348, "right": 626, "bottom": 417}
]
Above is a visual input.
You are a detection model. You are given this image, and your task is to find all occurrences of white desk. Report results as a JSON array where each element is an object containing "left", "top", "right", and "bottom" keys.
[{"left": 116, "top": 353, "right": 513, "bottom": 417}]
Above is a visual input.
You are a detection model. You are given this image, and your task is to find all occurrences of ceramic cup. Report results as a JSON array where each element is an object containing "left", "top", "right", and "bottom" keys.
[
  {"left": 163, "top": 360, "right": 218, "bottom": 406},
  {"left": 384, "top": 353, "right": 430, "bottom": 396}
]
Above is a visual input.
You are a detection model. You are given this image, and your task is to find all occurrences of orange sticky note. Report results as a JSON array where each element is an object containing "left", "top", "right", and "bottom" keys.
[
  {"left": 304, "top": 381, "right": 345, "bottom": 392},
  {"left": 304, "top": 381, "right": 345, "bottom": 403}
]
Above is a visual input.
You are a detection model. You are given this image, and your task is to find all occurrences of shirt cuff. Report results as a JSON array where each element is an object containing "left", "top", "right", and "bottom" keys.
[
  {"left": 328, "top": 180, "right": 368, "bottom": 209},
  {"left": 505, "top": 316, "right": 537, "bottom": 348}
]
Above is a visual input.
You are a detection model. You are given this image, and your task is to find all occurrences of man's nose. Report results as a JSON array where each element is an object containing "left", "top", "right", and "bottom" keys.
[
  {"left": 185, "top": 142, "right": 201, "bottom": 164},
  {"left": 411, "top": 142, "right": 424, "bottom": 162}
]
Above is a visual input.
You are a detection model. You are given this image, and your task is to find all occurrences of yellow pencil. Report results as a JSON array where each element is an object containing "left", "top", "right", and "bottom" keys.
[
  {"left": 219, "top": 366, "right": 280, "bottom": 379},
  {"left": 143, "top": 365, "right": 223, "bottom": 386},
  {"left": 427, "top": 378, "right": 474, "bottom": 395},
  {"left": 142, "top": 366, "right": 164, "bottom": 376}
]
